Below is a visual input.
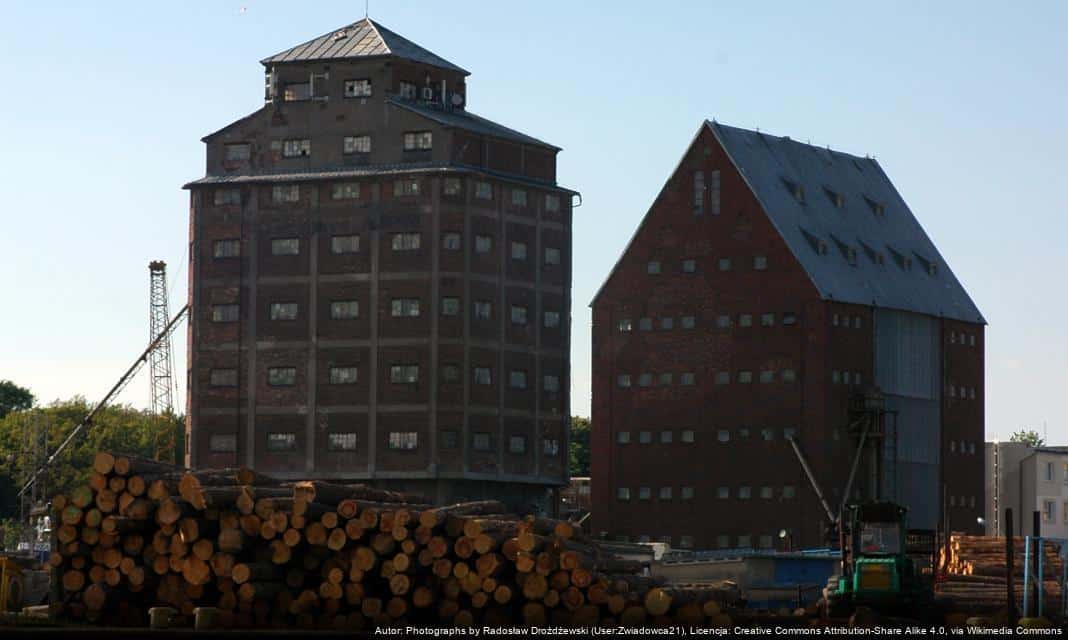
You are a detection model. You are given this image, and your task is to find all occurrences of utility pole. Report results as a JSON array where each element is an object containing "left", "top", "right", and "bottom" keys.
[{"left": 149, "top": 260, "right": 178, "bottom": 463}]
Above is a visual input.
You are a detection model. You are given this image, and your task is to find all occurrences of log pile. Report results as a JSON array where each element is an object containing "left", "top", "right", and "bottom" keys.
[
  {"left": 937, "top": 534, "right": 1063, "bottom": 613},
  {"left": 49, "top": 452, "right": 741, "bottom": 629}
]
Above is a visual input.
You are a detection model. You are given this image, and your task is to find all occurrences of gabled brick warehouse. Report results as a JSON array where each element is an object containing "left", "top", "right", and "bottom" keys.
[
  {"left": 183, "top": 18, "right": 576, "bottom": 510},
  {"left": 590, "top": 121, "right": 985, "bottom": 550}
]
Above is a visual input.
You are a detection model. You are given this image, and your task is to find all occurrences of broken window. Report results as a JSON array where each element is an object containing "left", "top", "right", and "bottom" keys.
[
  {"left": 327, "top": 432, "right": 357, "bottom": 451},
  {"left": 391, "top": 233, "right": 421, "bottom": 250},
  {"left": 267, "top": 432, "right": 296, "bottom": 451},
  {"left": 328, "top": 367, "right": 358, "bottom": 385},
  {"left": 224, "top": 143, "right": 250, "bottom": 162},
  {"left": 282, "top": 139, "right": 311, "bottom": 158},
  {"left": 389, "top": 365, "right": 419, "bottom": 384},
  {"left": 388, "top": 432, "right": 418, "bottom": 450},
  {"left": 267, "top": 367, "right": 296, "bottom": 386},
  {"left": 283, "top": 82, "right": 310, "bottom": 101},
  {"left": 343, "top": 136, "right": 371, "bottom": 155},
  {"left": 331, "top": 234, "right": 359, "bottom": 254},
  {"left": 344, "top": 79, "right": 372, "bottom": 98},
  {"left": 269, "top": 302, "right": 298, "bottom": 321}
]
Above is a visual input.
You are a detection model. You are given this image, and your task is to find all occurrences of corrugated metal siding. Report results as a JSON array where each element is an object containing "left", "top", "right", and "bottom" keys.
[{"left": 875, "top": 308, "right": 941, "bottom": 529}]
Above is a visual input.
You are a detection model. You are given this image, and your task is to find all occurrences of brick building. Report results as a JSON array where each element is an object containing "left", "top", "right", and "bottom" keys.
[
  {"left": 590, "top": 121, "right": 985, "bottom": 549},
  {"left": 183, "top": 18, "right": 575, "bottom": 509}
]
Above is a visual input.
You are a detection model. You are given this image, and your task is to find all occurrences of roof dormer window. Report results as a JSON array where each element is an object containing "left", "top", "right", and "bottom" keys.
[
  {"left": 864, "top": 196, "right": 886, "bottom": 218},
  {"left": 782, "top": 178, "right": 805, "bottom": 203},
  {"left": 824, "top": 187, "right": 845, "bottom": 209},
  {"left": 887, "top": 246, "right": 912, "bottom": 271},
  {"left": 801, "top": 228, "right": 827, "bottom": 255}
]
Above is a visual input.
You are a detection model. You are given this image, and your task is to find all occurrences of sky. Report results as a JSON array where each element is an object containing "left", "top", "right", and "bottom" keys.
[{"left": 0, "top": 1, "right": 1065, "bottom": 443}]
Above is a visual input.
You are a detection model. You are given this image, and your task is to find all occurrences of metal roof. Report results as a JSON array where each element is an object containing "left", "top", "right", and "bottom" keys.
[
  {"left": 708, "top": 121, "right": 984, "bottom": 324},
  {"left": 388, "top": 97, "right": 560, "bottom": 151},
  {"left": 260, "top": 18, "right": 468, "bottom": 75}
]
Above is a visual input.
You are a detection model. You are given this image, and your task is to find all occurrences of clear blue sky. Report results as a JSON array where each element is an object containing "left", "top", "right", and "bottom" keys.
[{"left": 1, "top": 1, "right": 1065, "bottom": 443}]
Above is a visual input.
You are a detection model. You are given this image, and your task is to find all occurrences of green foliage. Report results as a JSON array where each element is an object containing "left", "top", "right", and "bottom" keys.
[
  {"left": 569, "top": 416, "right": 591, "bottom": 477},
  {"left": 0, "top": 380, "right": 34, "bottom": 419},
  {"left": 1010, "top": 429, "right": 1045, "bottom": 448},
  {"left": 0, "top": 397, "right": 184, "bottom": 519}
]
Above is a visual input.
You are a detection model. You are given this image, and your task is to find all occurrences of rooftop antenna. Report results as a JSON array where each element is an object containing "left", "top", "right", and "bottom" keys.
[{"left": 365, "top": 0, "right": 369, "bottom": 18}]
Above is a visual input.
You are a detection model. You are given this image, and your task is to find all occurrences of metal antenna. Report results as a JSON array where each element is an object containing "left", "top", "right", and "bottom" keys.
[
  {"left": 149, "top": 260, "right": 178, "bottom": 464},
  {"left": 365, "top": 0, "right": 369, "bottom": 18}
]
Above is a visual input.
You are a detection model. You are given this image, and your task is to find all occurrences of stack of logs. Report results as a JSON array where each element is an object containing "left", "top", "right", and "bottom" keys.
[
  {"left": 938, "top": 534, "right": 1063, "bottom": 612},
  {"left": 50, "top": 452, "right": 739, "bottom": 629}
]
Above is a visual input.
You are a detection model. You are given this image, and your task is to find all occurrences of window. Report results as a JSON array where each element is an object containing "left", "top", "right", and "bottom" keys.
[
  {"left": 509, "top": 435, "right": 527, "bottom": 454},
  {"left": 473, "top": 433, "right": 492, "bottom": 452},
  {"left": 213, "top": 239, "right": 240, "bottom": 258},
  {"left": 330, "top": 300, "right": 359, "bottom": 320},
  {"left": 677, "top": 535, "right": 693, "bottom": 549},
  {"left": 693, "top": 170, "right": 705, "bottom": 212},
  {"left": 511, "top": 241, "right": 528, "bottom": 260},
  {"left": 210, "top": 369, "right": 237, "bottom": 387},
  {"left": 391, "top": 233, "right": 421, "bottom": 250},
  {"left": 267, "top": 433, "right": 296, "bottom": 451},
  {"left": 647, "top": 260, "right": 661, "bottom": 274},
  {"left": 389, "top": 432, "right": 418, "bottom": 450},
  {"left": 739, "top": 314, "right": 753, "bottom": 327},
  {"left": 1043, "top": 500, "right": 1056, "bottom": 523},
  {"left": 617, "top": 374, "right": 632, "bottom": 388},
  {"left": 659, "top": 487, "right": 673, "bottom": 500},
  {"left": 833, "top": 370, "right": 841, "bottom": 384},
  {"left": 475, "top": 181, "right": 493, "bottom": 200},
  {"left": 658, "top": 372, "right": 673, "bottom": 386},
  {"left": 681, "top": 316, "right": 695, "bottom": 329},
  {"left": 739, "top": 486, "right": 751, "bottom": 499},
  {"left": 441, "top": 297, "right": 460, "bottom": 316},
  {"left": 682, "top": 259, "right": 696, "bottom": 273},
  {"left": 474, "top": 301, "right": 492, "bottom": 320},
  {"left": 545, "top": 247, "right": 561, "bottom": 265},
  {"left": 224, "top": 143, "right": 250, "bottom": 162},
  {"left": 617, "top": 431, "right": 631, "bottom": 444},
  {"left": 544, "top": 311, "right": 561, "bottom": 328},
  {"left": 714, "top": 371, "right": 730, "bottom": 385},
  {"left": 639, "top": 431, "right": 652, "bottom": 444},
  {"left": 782, "top": 369, "right": 797, "bottom": 383},
  {"left": 717, "top": 430, "right": 730, "bottom": 443},
  {"left": 510, "top": 305, "right": 528, "bottom": 325},
  {"left": 209, "top": 434, "right": 237, "bottom": 453},
  {"left": 328, "top": 366, "right": 358, "bottom": 385},
  {"left": 639, "top": 318, "right": 653, "bottom": 331},
  {"left": 283, "top": 82, "right": 310, "bottom": 101},
  {"left": 759, "top": 535, "right": 774, "bottom": 549},
  {"left": 343, "top": 136, "right": 371, "bottom": 155},
  {"left": 1046, "top": 462, "right": 1055, "bottom": 482},
  {"left": 855, "top": 372, "right": 863, "bottom": 386},
  {"left": 709, "top": 170, "right": 721, "bottom": 215},
  {"left": 543, "top": 375, "right": 560, "bottom": 392},
  {"left": 391, "top": 298, "right": 420, "bottom": 317},
  {"left": 754, "top": 255, "right": 768, "bottom": 270},
  {"left": 441, "top": 364, "right": 460, "bottom": 383},
  {"left": 403, "top": 131, "right": 433, "bottom": 151},
  {"left": 680, "top": 372, "right": 695, "bottom": 386},
  {"left": 441, "top": 430, "right": 459, "bottom": 449},
  {"left": 660, "top": 317, "right": 674, "bottom": 330},
  {"left": 660, "top": 430, "right": 673, "bottom": 444},
  {"left": 638, "top": 487, "right": 651, "bottom": 501},
  {"left": 474, "top": 367, "right": 492, "bottom": 386},
  {"left": 509, "top": 370, "right": 527, "bottom": 389},
  {"left": 331, "top": 234, "right": 360, "bottom": 254},
  {"left": 215, "top": 301, "right": 247, "bottom": 333},
  {"left": 282, "top": 139, "right": 311, "bottom": 158},
  {"left": 443, "top": 177, "right": 463, "bottom": 196},
  {"left": 760, "top": 313, "right": 775, "bottom": 327},
  {"left": 738, "top": 535, "right": 752, "bottom": 548},
  {"left": 272, "top": 185, "right": 299, "bottom": 203},
  {"left": 759, "top": 370, "right": 775, "bottom": 384},
  {"left": 854, "top": 316, "right": 862, "bottom": 329},
  {"left": 738, "top": 427, "right": 751, "bottom": 439},
  {"left": 272, "top": 238, "right": 300, "bottom": 255},
  {"left": 328, "top": 432, "right": 357, "bottom": 451},
  {"left": 716, "top": 535, "right": 730, "bottom": 549},
  {"left": 738, "top": 370, "right": 753, "bottom": 384},
  {"left": 783, "top": 427, "right": 796, "bottom": 440},
  {"left": 638, "top": 373, "right": 652, "bottom": 387},
  {"left": 617, "top": 488, "right": 631, "bottom": 501},
  {"left": 270, "top": 302, "right": 298, "bottom": 321},
  {"left": 782, "top": 312, "right": 797, "bottom": 326},
  {"left": 511, "top": 189, "right": 527, "bottom": 206},
  {"left": 716, "top": 314, "right": 731, "bottom": 329},
  {"left": 214, "top": 188, "right": 241, "bottom": 205},
  {"left": 681, "top": 486, "right": 695, "bottom": 501},
  {"left": 344, "top": 79, "right": 372, "bottom": 97},
  {"left": 390, "top": 365, "right": 419, "bottom": 384},
  {"left": 399, "top": 81, "right": 417, "bottom": 99},
  {"left": 681, "top": 429, "right": 695, "bottom": 443},
  {"left": 442, "top": 232, "right": 462, "bottom": 250},
  {"left": 475, "top": 235, "right": 493, "bottom": 253},
  {"left": 718, "top": 257, "right": 732, "bottom": 271},
  {"left": 545, "top": 194, "right": 561, "bottom": 212},
  {"left": 757, "top": 486, "right": 773, "bottom": 500},
  {"left": 783, "top": 486, "right": 796, "bottom": 499},
  {"left": 543, "top": 438, "right": 559, "bottom": 456},
  {"left": 717, "top": 487, "right": 729, "bottom": 499},
  {"left": 268, "top": 367, "right": 296, "bottom": 386},
  {"left": 761, "top": 428, "right": 774, "bottom": 441},
  {"left": 393, "top": 179, "right": 420, "bottom": 197}
]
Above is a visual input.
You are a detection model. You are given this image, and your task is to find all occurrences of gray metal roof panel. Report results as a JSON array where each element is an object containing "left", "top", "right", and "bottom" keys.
[
  {"left": 708, "top": 121, "right": 984, "bottom": 324},
  {"left": 261, "top": 18, "right": 468, "bottom": 75},
  {"left": 387, "top": 98, "right": 560, "bottom": 151}
]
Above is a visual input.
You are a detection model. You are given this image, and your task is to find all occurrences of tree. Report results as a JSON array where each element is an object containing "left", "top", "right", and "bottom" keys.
[
  {"left": 0, "top": 380, "right": 34, "bottom": 419},
  {"left": 1010, "top": 429, "right": 1044, "bottom": 448},
  {"left": 569, "top": 416, "right": 591, "bottom": 477}
]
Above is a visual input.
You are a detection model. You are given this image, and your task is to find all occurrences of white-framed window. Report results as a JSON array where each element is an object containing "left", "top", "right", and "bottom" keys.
[
  {"left": 443, "top": 177, "right": 463, "bottom": 196},
  {"left": 545, "top": 194, "right": 561, "bottom": 212},
  {"left": 402, "top": 131, "right": 433, "bottom": 151},
  {"left": 344, "top": 79, "right": 372, "bottom": 97},
  {"left": 213, "top": 239, "right": 241, "bottom": 258},
  {"left": 272, "top": 237, "right": 300, "bottom": 255},
  {"left": 272, "top": 184, "right": 299, "bottom": 203},
  {"left": 211, "top": 304, "right": 239, "bottom": 323},
  {"left": 442, "top": 232, "right": 462, "bottom": 250},
  {"left": 224, "top": 143, "right": 251, "bottom": 162},
  {"left": 617, "top": 431, "right": 631, "bottom": 444},
  {"left": 399, "top": 81, "right": 417, "bottom": 99},
  {"left": 473, "top": 432, "right": 492, "bottom": 451},
  {"left": 393, "top": 179, "right": 420, "bottom": 197},
  {"left": 475, "top": 181, "right": 493, "bottom": 200},
  {"left": 508, "top": 435, "right": 527, "bottom": 454},
  {"left": 330, "top": 300, "right": 359, "bottom": 320},
  {"left": 214, "top": 188, "right": 241, "bottom": 205},
  {"left": 681, "top": 429, "right": 695, "bottom": 443},
  {"left": 391, "top": 233, "right": 421, "bottom": 250},
  {"left": 328, "top": 366, "right": 358, "bottom": 385},
  {"left": 270, "top": 302, "right": 298, "bottom": 321},
  {"left": 647, "top": 260, "right": 661, "bottom": 275},
  {"left": 389, "top": 365, "right": 419, "bottom": 384},
  {"left": 209, "top": 434, "right": 237, "bottom": 453},
  {"left": 475, "top": 234, "right": 493, "bottom": 253},
  {"left": 391, "top": 298, "right": 420, "bottom": 317},
  {"left": 543, "top": 375, "right": 560, "bottom": 392},
  {"left": 267, "top": 432, "right": 296, "bottom": 451},
  {"left": 331, "top": 234, "right": 360, "bottom": 254},
  {"left": 343, "top": 136, "right": 371, "bottom": 155},
  {"left": 511, "top": 189, "right": 527, "bottom": 206},
  {"left": 474, "top": 301, "right": 492, "bottom": 320},
  {"left": 474, "top": 367, "right": 492, "bottom": 386},
  {"left": 617, "top": 374, "right": 631, "bottom": 388},
  {"left": 545, "top": 247, "right": 561, "bottom": 265},
  {"left": 542, "top": 438, "right": 559, "bottom": 456},
  {"left": 441, "top": 364, "right": 461, "bottom": 384},
  {"left": 209, "top": 369, "right": 237, "bottom": 387},
  {"left": 282, "top": 139, "right": 310, "bottom": 158},
  {"left": 509, "top": 370, "right": 527, "bottom": 389},
  {"left": 441, "top": 297, "right": 460, "bottom": 316},
  {"left": 511, "top": 241, "right": 528, "bottom": 260},
  {"left": 388, "top": 432, "right": 418, "bottom": 450},
  {"left": 327, "top": 432, "right": 357, "bottom": 451},
  {"left": 510, "top": 305, "right": 528, "bottom": 325},
  {"left": 267, "top": 367, "right": 296, "bottom": 386},
  {"left": 544, "top": 311, "right": 561, "bottom": 328},
  {"left": 617, "top": 487, "right": 631, "bottom": 501}
]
